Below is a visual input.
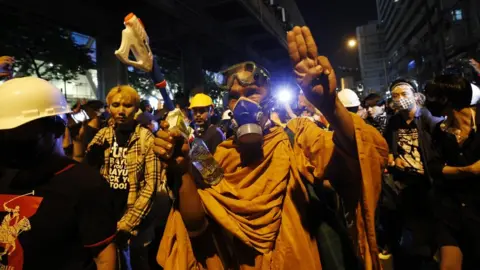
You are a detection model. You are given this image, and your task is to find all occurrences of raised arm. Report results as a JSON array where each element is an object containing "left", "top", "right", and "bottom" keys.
[
  {"left": 151, "top": 56, "right": 175, "bottom": 111},
  {"left": 287, "top": 26, "right": 355, "bottom": 153}
]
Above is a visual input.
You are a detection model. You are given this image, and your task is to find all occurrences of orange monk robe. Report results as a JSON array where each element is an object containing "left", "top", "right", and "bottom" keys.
[{"left": 158, "top": 114, "right": 388, "bottom": 270}]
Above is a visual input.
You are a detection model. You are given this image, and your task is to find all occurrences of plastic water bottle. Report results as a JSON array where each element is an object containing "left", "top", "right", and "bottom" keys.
[{"left": 189, "top": 138, "right": 224, "bottom": 186}]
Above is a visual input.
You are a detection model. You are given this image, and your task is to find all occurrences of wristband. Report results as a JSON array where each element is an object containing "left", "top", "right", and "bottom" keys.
[{"left": 155, "top": 80, "right": 167, "bottom": 89}]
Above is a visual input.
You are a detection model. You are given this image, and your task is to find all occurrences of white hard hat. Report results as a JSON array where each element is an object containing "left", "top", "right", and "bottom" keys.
[
  {"left": 0, "top": 77, "right": 71, "bottom": 130},
  {"left": 338, "top": 88, "right": 361, "bottom": 108}
]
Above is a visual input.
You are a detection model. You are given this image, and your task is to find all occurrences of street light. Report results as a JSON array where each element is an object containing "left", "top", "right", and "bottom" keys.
[
  {"left": 276, "top": 86, "right": 293, "bottom": 103},
  {"left": 347, "top": 39, "right": 357, "bottom": 48}
]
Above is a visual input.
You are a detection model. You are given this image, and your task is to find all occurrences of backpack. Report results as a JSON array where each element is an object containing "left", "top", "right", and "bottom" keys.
[{"left": 284, "top": 127, "right": 363, "bottom": 270}]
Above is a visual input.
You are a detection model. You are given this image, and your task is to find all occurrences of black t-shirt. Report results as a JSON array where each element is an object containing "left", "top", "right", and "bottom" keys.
[
  {"left": 386, "top": 114, "right": 425, "bottom": 176},
  {"left": 107, "top": 126, "right": 135, "bottom": 221},
  {"left": 0, "top": 156, "right": 116, "bottom": 270},
  {"left": 200, "top": 125, "right": 225, "bottom": 154}
]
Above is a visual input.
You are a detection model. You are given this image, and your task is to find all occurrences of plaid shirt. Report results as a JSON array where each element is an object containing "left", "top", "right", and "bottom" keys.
[{"left": 86, "top": 125, "right": 165, "bottom": 233}]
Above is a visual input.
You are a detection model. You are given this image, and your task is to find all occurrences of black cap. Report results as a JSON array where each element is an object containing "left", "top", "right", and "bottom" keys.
[{"left": 389, "top": 77, "right": 419, "bottom": 93}]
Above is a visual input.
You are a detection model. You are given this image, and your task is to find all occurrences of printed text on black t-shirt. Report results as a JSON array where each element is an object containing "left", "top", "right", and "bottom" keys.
[{"left": 108, "top": 142, "right": 128, "bottom": 190}]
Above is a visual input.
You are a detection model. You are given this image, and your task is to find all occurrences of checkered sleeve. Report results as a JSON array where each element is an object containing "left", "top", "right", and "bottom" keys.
[
  {"left": 118, "top": 131, "right": 160, "bottom": 232},
  {"left": 86, "top": 127, "right": 106, "bottom": 150}
]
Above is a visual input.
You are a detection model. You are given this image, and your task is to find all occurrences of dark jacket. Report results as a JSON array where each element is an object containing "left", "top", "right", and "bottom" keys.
[
  {"left": 427, "top": 104, "right": 480, "bottom": 199},
  {"left": 385, "top": 107, "right": 443, "bottom": 183}
]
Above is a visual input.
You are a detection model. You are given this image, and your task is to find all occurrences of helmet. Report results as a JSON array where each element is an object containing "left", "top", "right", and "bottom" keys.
[
  {"left": 0, "top": 77, "right": 71, "bottom": 130},
  {"left": 189, "top": 93, "right": 213, "bottom": 109},
  {"left": 338, "top": 88, "right": 360, "bottom": 108}
]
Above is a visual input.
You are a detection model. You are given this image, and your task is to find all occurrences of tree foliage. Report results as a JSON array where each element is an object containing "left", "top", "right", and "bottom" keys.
[
  {"left": 126, "top": 56, "right": 223, "bottom": 103},
  {"left": 203, "top": 71, "right": 223, "bottom": 102},
  {"left": 128, "top": 69, "right": 155, "bottom": 97},
  {"left": 0, "top": 12, "right": 94, "bottom": 81},
  {"left": 128, "top": 56, "right": 183, "bottom": 97}
]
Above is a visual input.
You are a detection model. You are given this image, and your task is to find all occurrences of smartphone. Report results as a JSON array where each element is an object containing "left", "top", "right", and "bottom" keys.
[{"left": 70, "top": 110, "right": 89, "bottom": 123}]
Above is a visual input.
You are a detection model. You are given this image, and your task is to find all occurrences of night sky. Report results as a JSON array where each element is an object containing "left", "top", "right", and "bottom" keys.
[{"left": 295, "top": 0, "right": 378, "bottom": 69}]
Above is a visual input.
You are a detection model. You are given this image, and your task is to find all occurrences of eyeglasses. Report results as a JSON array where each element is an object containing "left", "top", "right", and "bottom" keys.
[{"left": 214, "top": 62, "right": 270, "bottom": 90}]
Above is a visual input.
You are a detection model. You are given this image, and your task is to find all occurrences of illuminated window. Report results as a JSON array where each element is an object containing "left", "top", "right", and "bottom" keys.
[{"left": 451, "top": 9, "right": 463, "bottom": 21}]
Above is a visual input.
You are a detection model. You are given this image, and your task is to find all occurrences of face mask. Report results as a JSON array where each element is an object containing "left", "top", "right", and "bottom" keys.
[
  {"left": 394, "top": 97, "right": 415, "bottom": 111},
  {"left": 231, "top": 97, "right": 269, "bottom": 144}
]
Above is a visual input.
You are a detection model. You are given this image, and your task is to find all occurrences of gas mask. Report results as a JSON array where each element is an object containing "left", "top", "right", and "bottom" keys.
[
  {"left": 394, "top": 97, "right": 415, "bottom": 111},
  {"left": 231, "top": 97, "right": 271, "bottom": 144}
]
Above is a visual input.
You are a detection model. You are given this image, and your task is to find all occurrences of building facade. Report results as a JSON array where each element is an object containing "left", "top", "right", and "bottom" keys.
[
  {"left": 376, "top": 0, "right": 480, "bottom": 87},
  {"left": 356, "top": 21, "right": 387, "bottom": 94}
]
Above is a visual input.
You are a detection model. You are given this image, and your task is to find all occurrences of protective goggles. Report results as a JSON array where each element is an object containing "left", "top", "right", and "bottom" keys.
[{"left": 214, "top": 62, "right": 270, "bottom": 90}]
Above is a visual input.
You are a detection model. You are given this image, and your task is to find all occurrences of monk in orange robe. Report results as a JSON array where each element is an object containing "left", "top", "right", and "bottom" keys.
[{"left": 153, "top": 26, "right": 388, "bottom": 269}]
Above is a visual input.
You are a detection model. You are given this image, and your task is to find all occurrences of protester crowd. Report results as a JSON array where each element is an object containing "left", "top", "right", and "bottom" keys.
[{"left": 0, "top": 26, "right": 479, "bottom": 270}]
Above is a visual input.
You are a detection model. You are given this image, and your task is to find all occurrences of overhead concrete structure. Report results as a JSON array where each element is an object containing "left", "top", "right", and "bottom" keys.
[{"left": 2, "top": 0, "right": 304, "bottom": 99}]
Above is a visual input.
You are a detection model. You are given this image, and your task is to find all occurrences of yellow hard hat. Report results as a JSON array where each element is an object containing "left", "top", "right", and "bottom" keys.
[{"left": 189, "top": 93, "right": 213, "bottom": 109}]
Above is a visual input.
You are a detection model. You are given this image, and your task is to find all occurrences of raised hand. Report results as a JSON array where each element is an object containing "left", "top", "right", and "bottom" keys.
[
  {"left": 470, "top": 59, "right": 480, "bottom": 75},
  {"left": 153, "top": 120, "right": 190, "bottom": 173},
  {"left": 0, "top": 56, "right": 14, "bottom": 67},
  {"left": 288, "top": 26, "right": 355, "bottom": 150},
  {"left": 287, "top": 26, "right": 337, "bottom": 111},
  {"left": 0, "top": 56, "right": 14, "bottom": 77}
]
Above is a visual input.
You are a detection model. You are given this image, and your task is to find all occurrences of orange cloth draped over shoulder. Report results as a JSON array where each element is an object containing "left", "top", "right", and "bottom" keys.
[{"left": 157, "top": 115, "right": 388, "bottom": 270}]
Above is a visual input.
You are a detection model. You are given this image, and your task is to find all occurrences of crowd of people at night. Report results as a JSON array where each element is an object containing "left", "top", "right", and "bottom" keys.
[{"left": 0, "top": 22, "right": 480, "bottom": 270}]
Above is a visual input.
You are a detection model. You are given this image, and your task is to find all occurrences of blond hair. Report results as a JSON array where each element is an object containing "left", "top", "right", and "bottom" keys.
[{"left": 106, "top": 85, "right": 140, "bottom": 107}]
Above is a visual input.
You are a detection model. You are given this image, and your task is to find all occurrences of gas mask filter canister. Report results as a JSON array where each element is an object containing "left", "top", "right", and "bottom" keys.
[{"left": 231, "top": 97, "right": 265, "bottom": 144}]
